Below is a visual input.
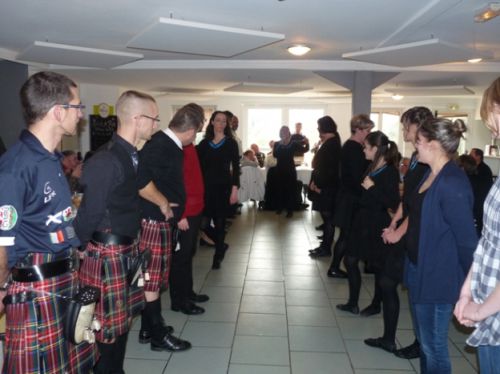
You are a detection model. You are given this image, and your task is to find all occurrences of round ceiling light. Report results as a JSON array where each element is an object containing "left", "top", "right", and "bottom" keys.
[
  {"left": 468, "top": 57, "right": 482, "bottom": 63},
  {"left": 288, "top": 45, "right": 311, "bottom": 56}
]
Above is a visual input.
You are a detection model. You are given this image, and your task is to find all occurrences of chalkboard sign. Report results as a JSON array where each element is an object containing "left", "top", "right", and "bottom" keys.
[{"left": 89, "top": 115, "right": 117, "bottom": 151}]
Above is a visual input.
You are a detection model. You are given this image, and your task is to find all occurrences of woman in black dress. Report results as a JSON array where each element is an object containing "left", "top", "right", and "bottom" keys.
[
  {"left": 337, "top": 131, "right": 401, "bottom": 353},
  {"left": 308, "top": 116, "right": 341, "bottom": 257},
  {"left": 326, "top": 114, "right": 373, "bottom": 277},
  {"left": 273, "top": 125, "right": 308, "bottom": 218},
  {"left": 197, "top": 111, "right": 240, "bottom": 269}
]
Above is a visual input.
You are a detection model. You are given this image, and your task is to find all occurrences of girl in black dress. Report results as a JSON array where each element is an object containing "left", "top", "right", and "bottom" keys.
[
  {"left": 308, "top": 116, "right": 341, "bottom": 257},
  {"left": 197, "top": 111, "right": 240, "bottom": 269},
  {"left": 337, "top": 131, "right": 401, "bottom": 352},
  {"left": 273, "top": 125, "right": 308, "bottom": 218}
]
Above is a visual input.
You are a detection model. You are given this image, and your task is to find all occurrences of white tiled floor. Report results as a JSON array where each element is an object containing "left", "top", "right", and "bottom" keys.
[{"left": 125, "top": 204, "right": 479, "bottom": 373}]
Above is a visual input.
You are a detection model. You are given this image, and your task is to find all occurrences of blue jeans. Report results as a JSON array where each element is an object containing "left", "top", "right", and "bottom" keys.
[
  {"left": 478, "top": 345, "right": 500, "bottom": 374},
  {"left": 406, "top": 261, "right": 453, "bottom": 374}
]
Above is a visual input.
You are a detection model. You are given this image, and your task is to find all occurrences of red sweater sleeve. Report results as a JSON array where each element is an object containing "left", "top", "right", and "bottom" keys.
[{"left": 181, "top": 144, "right": 205, "bottom": 219}]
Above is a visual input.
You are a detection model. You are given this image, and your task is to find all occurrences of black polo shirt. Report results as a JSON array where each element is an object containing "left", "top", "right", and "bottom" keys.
[{"left": 0, "top": 130, "right": 79, "bottom": 268}]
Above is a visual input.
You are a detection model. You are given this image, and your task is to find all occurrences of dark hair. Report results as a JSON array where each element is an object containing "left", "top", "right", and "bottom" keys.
[
  {"left": 457, "top": 154, "right": 477, "bottom": 175},
  {"left": 169, "top": 102, "right": 204, "bottom": 132},
  {"left": 204, "top": 111, "right": 233, "bottom": 140},
  {"left": 400, "top": 106, "right": 434, "bottom": 127},
  {"left": 350, "top": 114, "right": 374, "bottom": 134},
  {"left": 20, "top": 71, "right": 77, "bottom": 126},
  {"left": 61, "top": 150, "right": 76, "bottom": 158},
  {"left": 364, "top": 131, "right": 399, "bottom": 175},
  {"left": 318, "top": 115, "right": 341, "bottom": 147},
  {"left": 470, "top": 148, "right": 484, "bottom": 162},
  {"left": 417, "top": 117, "right": 467, "bottom": 156}
]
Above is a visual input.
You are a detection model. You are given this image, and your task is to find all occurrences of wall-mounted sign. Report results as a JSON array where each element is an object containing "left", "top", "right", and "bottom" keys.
[
  {"left": 89, "top": 114, "right": 117, "bottom": 151},
  {"left": 92, "top": 103, "right": 114, "bottom": 118}
]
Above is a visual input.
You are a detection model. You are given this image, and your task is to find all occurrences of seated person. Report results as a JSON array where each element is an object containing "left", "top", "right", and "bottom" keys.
[
  {"left": 239, "top": 150, "right": 265, "bottom": 202},
  {"left": 61, "top": 150, "right": 83, "bottom": 193},
  {"left": 250, "top": 143, "right": 266, "bottom": 167}
]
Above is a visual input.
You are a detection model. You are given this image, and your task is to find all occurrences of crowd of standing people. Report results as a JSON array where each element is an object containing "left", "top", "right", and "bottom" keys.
[{"left": 0, "top": 70, "right": 499, "bottom": 374}]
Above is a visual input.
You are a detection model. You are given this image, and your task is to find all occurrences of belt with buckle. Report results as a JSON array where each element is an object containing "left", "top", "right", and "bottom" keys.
[
  {"left": 91, "top": 232, "right": 135, "bottom": 246},
  {"left": 11, "top": 258, "right": 74, "bottom": 282}
]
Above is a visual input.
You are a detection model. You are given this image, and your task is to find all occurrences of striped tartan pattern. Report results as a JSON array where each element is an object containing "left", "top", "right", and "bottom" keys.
[
  {"left": 139, "top": 219, "right": 172, "bottom": 292},
  {"left": 79, "top": 241, "right": 145, "bottom": 343},
  {"left": 3, "top": 253, "right": 98, "bottom": 374}
]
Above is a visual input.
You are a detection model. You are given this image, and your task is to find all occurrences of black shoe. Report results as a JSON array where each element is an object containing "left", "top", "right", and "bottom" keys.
[
  {"left": 336, "top": 303, "right": 359, "bottom": 314},
  {"left": 309, "top": 249, "right": 331, "bottom": 258},
  {"left": 286, "top": 211, "right": 293, "bottom": 218},
  {"left": 151, "top": 332, "right": 192, "bottom": 352},
  {"left": 315, "top": 224, "right": 324, "bottom": 231},
  {"left": 171, "top": 302, "right": 205, "bottom": 315},
  {"left": 309, "top": 246, "right": 321, "bottom": 254},
  {"left": 189, "top": 293, "right": 209, "bottom": 303},
  {"left": 139, "top": 325, "right": 174, "bottom": 344},
  {"left": 394, "top": 340, "right": 420, "bottom": 359},
  {"left": 317, "top": 235, "right": 324, "bottom": 240},
  {"left": 364, "top": 337, "right": 396, "bottom": 353},
  {"left": 360, "top": 304, "right": 381, "bottom": 317},
  {"left": 199, "top": 238, "right": 215, "bottom": 247},
  {"left": 327, "top": 268, "right": 348, "bottom": 278}
]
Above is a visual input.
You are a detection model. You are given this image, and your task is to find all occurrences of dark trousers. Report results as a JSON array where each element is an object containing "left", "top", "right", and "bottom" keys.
[
  {"left": 169, "top": 214, "right": 202, "bottom": 307},
  {"left": 94, "top": 333, "right": 128, "bottom": 374},
  {"left": 320, "top": 210, "right": 335, "bottom": 250}
]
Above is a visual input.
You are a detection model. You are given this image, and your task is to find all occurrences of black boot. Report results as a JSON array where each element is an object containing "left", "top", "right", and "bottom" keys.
[{"left": 139, "top": 299, "right": 173, "bottom": 344}]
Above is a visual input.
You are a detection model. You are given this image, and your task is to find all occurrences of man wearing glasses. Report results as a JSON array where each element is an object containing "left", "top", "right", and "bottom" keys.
[
  {"left": 0, "top": 71, "right": 97, "bottom": 373},
  {"left": 136, "top": 103, "right": 206, "bottom": 353},
  {"left": 74, "top": 90, "right": 158, "bottom": 373}
]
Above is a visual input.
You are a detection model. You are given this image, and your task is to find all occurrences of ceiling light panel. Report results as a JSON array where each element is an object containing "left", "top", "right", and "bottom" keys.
[
  {"left": 224, "top": 82, "right": 312, "bottom": 94},
  {"left": 128, "top": 18, "right": 285, "bottom": 57},
  {"left": 385, "top": 85, "right": 474, "bottom": 96},
  {"left": 342, "top": 39, "right": 490, "bottom": 67},
  {"left": 17, "top": 41, "right": 143, "bottom": 68}
]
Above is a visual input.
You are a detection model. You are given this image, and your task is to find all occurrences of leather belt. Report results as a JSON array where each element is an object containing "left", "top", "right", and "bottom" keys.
[
  {"left": 91, "top": 232, "right": 135, "bottom": 246},
  {"left": 11, "top": 258, "right": 74, "bottom": 282}
]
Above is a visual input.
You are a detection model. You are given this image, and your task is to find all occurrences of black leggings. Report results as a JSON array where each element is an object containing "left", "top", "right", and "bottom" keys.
[
  {"left": 329, "top": 228, "right": 348, "bottom": 270},
  {"left": 343, "top": 255, "right": 382, "bottom": 307},
  {"left": 378, "top": 273, "right": 400, "bottom": 343},
  {"left": 320, "top": 211, "right": 335, "bottom": 250}
]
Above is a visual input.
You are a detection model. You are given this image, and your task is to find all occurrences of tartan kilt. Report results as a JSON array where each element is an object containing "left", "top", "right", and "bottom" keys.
[
  {"left": 139, "top": 219, "right": 172, "bottom": 292},
  {"left": 79, "top": 241, "right": 144, "bottom": 343},
  {"left": 3, "top": 253, "right": 98, "bottom": 374}
]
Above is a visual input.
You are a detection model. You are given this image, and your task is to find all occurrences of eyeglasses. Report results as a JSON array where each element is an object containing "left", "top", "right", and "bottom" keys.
[
  {"left": 60, "top": 103, "right": 86, "bottom": 110},
  {"left": 140, "top": 114, "right": 160, "bottom": 123}
]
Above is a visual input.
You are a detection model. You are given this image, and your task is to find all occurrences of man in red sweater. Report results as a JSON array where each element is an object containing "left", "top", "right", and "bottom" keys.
[{"left": 169, "top": 107, "right": 210, "bottom": 312}]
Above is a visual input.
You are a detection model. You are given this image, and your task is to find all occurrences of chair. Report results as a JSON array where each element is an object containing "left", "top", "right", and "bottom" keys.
[{"left": 238, "top": 166, "right": 265, "bottom": 203}]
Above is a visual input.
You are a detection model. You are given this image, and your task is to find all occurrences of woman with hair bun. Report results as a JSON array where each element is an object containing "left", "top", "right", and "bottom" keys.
[
  {"left": 405, "top": 118, "right": 477, "bottom": 373},
  {"left": 337, "top": 131, "right": 401, "bottom": 339}
]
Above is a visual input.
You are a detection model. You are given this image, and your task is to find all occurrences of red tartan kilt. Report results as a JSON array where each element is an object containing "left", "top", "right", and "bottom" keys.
[
  {"left": 139, "top": 219, "right": 172, "bottom": 292},
  {"left": 4, "top": 252, "right": 98, "bottom": 374},
  {"left": 79, "top": 241, "right": 144, "bottom": 343}
]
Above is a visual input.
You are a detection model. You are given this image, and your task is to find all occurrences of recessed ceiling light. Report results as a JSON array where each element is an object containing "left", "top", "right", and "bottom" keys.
[
  {"left": 474, "top": 2, "right": 500, "bottom": 22},
  {"left": 288, "top": 45, "right": 311, "bottom": 56},
  {"left": 468, "top": 57, "right": 483, "bottom": 63},
  {"left": 392, "top": 94, "right": 404, "bottom": 101}
]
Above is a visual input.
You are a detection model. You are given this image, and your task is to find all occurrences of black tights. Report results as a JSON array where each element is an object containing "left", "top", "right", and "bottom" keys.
[
  {"left": 213, "top": 216, "right": 226, "bottom": 260},
  {"left": 378, "top": 274, "right": 400, "bottom": 343},
  {"left": 320, "top": 211, "right": 335, "bottom": 250},
  {"left": 343, "top": 255, "right": 381, "bottom": 307},
  {"left": 329, "top": 229, "right": 348, "bottom": 270}
]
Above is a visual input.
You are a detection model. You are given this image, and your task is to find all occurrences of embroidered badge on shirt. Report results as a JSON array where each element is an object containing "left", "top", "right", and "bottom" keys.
[{"left": 0, "top": 205, "right": 18, "bottom": 231}]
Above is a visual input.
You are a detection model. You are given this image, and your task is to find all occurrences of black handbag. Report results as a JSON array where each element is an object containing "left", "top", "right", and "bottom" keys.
[{"left": 63, "top": 286, "right": 101, "bottom": 345}]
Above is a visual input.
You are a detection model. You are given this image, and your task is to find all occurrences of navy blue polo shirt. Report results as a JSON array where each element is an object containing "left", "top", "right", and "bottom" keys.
[{"left": 0, "top": 130, "right": 80, "bottom": 268}]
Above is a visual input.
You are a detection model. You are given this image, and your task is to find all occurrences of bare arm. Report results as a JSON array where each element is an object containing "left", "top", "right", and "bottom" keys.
[{"left": 139, "top": 181, "right": 177, "bottom": 220}]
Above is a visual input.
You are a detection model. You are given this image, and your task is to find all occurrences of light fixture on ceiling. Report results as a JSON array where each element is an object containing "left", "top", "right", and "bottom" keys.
[
  {"left": 468, "top": 57, "right": 483, "bottom": 63},
  {"left": 392, "top": 93, "right": 404, "bottom": 101},
  {"left": 288, "top": 44, "right": 311, "bottom": 56},
  {"left": 474, "top": 2, "right": 500, "bottom": 22}
]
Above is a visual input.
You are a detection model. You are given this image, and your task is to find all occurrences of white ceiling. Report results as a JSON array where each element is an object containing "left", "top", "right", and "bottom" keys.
[{"left": 1, "top": 0, "right": 499, "bottom": 99}]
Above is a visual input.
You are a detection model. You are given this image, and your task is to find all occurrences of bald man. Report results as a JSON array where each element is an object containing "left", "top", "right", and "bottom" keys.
[{"left": 74, "top": 90, "right": 159, "bottom": 373}]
